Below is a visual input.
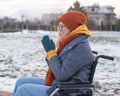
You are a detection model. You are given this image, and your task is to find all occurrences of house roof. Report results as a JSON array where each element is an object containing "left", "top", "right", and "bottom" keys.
[
  {"left": 84, "top": 4, "right": 115, "bottom": 15},
  {"left": 98, "top": 6, "right": 113, "bottom": 14}
]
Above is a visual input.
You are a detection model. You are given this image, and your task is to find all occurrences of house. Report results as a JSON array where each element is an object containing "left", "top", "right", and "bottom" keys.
[{"left": 84, "top": 4, "right": 117, "bottom": 30}]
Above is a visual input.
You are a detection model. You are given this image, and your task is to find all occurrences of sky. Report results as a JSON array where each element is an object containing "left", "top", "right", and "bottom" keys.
[{"left": 0, "top": 0, "right": 120, "bottom": 20}]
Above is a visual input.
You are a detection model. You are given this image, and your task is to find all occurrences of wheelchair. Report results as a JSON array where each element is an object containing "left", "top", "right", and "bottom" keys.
[{"left": 48, "top": 51, "right": 114, "bottom": 96}]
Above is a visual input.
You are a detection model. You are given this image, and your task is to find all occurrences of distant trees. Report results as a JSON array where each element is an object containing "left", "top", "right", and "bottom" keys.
[
  {"left": 0, "top": 17, "right": 20, "bottom": 32},
  {"left": 68, "top": 0, "right": 86, "bottom": 14},
  {"left": 0, "top": 0, "right": 120, "bottom": 32},
  {"left": 115, "top": 18, "right": 120, "bottom": 31}
]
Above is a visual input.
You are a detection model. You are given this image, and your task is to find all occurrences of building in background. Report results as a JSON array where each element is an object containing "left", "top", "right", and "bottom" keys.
[{"left": 84, "top": 3, "right": 117, "bottom": 30}]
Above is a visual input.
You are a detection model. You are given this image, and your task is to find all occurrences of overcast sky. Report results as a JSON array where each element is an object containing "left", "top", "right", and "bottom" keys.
[{"left": 0, "top": 0, "right": 120, "bottom": 20}]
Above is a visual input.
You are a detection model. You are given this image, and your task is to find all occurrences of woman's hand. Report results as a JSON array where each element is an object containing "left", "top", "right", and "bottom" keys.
[{"left": 41, "top": 35, "right": 55, "bottom": 52}]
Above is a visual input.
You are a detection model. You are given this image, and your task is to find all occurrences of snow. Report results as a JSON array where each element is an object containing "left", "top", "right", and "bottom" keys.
[
  {"left": 0, "top": 30, "right": 120, "bottom": 95},
  {"left": 99, "top": 6, "right": 113, "bottom": 13}
]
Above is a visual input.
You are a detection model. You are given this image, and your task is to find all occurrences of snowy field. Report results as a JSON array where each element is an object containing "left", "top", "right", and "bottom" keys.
[{"left": 0, "top": 30, "right": 120, "bottom": 96}]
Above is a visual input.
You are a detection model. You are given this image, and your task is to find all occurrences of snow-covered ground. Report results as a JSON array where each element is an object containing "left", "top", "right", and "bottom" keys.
[{"left": 0, "top": 30, "right": 120, "bottom": 95}]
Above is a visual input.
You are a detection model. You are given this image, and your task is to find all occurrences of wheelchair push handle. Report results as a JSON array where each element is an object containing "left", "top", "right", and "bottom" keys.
[
  {"left": 98, "top": 55, "right": 114, "bottom": 61},
  {"left": 92, "top": 51, "right": 114, "bottom": 61},
  {"left": 100, "top": 55, "right": 114, "bottom": 61}
]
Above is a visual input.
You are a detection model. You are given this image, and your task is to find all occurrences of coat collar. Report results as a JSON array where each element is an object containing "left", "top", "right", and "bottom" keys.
[{"left": 59, "top": 35, "right": 88, "bottom": 57}]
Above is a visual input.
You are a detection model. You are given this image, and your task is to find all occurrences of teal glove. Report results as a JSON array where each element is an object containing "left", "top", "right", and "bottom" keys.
[{"left": 41, "top": 35, "right": 55, "bottom": 52}]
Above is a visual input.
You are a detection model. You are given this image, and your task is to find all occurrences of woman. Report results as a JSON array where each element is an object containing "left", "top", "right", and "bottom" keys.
[{"left": 12, "top": 11, "right": 94, "bottom": 96}]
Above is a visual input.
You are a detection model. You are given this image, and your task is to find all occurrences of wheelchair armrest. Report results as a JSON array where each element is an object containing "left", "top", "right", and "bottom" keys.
[
  {"left": 49, "top": 84, "right": 94, "bottom": 96},
  {"left": 57, "top": 83, "right": 95, "bottom": 90}
]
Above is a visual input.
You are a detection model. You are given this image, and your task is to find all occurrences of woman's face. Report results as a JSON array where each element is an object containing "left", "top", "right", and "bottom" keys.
[{"left": 57, "top": 22, "right": 70, "bottom": 39}]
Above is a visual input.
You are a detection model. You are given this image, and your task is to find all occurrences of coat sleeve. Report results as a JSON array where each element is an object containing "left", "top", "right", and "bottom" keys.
[{"left": 47, "top": 40, "right": 94, "bottom": 82}]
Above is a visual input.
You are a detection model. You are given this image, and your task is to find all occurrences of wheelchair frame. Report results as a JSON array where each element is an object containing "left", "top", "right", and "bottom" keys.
[{"left": 49, "top": 51, "right": 114, "bottom": 96}]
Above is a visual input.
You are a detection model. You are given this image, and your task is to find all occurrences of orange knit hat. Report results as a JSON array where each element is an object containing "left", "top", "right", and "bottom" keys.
[{"left": 58, "top": 11, "right": 87, "bottom": 32}]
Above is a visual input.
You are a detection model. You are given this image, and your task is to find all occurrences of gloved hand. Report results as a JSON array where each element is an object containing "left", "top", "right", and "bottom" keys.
[{"left": 41, "top": 35, "right": 55, "bottom": 52}]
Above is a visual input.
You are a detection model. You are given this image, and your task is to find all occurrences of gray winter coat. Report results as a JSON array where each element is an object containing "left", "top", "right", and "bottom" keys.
[{"left": 47, "top": 35, "right": 94, "bottom": 85}]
